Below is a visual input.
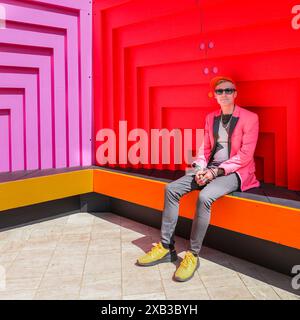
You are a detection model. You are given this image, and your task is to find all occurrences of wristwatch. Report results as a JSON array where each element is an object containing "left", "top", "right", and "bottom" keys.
[{"left": 217, "top": 168, "right": 225, "bottom": 176}]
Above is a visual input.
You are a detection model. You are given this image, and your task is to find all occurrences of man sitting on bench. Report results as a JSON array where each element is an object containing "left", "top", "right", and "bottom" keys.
[{"left": 137, "top": 76, "right": 260, "bottom": 282}]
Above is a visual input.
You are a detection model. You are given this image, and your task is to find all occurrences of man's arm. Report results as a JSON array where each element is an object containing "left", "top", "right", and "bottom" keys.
[
  {"left": 192, "top": 115, "right": 211, "bottom": 170},
  {"left": 218, "top": 113, "right": 259, "bottom": 175}
]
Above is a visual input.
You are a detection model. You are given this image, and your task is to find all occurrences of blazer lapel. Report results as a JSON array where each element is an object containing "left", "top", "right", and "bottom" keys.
[
  {"left": 228, "top": 117, "right": 239, "bottom": 137},
  {"left": 213, "top": 115, "right": 221, "bottom": 138},
  {"left": 208, "top": 115, "right": 221, "bottom": 164},
  {"left": 228, "top": 116, "right": 239, "bottom": 157}
]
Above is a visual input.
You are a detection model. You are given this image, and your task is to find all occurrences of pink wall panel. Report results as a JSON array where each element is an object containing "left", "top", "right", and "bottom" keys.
[
  {"left": 0, "top": 109, "right": 10, "bottom": 172},
  {"left": 0, "top": 0, "right": 92, "bottom": 173},
  {"left": 0, "top": 70, "right": 39, "bottom": 169},
  {"left": 0, "top": 93, "right": 25, "bottom": 172}
]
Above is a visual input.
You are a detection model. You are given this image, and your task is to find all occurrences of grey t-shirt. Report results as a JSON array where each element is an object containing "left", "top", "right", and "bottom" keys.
[{"left": 207, "top": 120, "right": 230, "bottom": 168}]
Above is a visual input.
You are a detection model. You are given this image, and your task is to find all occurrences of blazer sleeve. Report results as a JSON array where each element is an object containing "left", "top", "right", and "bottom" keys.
[
  {"left": 192, "top": 114, "right": 211, "bottom": 170},
  {"left": 218, "top": 113, "right": 259, "bottom": 175}
]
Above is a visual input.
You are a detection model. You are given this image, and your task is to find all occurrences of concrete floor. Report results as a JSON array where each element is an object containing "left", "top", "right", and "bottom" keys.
[{"left": 0, "top": 211, "right": 299, "bottom": 300}]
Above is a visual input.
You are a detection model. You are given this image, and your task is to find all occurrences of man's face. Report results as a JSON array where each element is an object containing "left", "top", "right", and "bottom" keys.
[{"left": 214, "top": 81, "right": 237, "bottom": 106}]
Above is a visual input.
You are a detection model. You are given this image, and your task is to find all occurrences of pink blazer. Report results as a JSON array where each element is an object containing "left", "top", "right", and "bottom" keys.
[{"left": 193, "top": 105, "right": 260, "bottom": 192}]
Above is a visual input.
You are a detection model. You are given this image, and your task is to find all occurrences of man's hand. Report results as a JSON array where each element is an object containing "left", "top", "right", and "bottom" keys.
[
  {"left": 195, "top": 169, "right": 211, "bottom": 186},
  {"left": 195, "top": 168, "right": 218, "bottom": 186}
]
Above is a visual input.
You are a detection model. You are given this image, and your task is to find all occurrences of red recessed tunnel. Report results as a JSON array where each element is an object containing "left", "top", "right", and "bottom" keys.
[{"left": 93, "top": 0, "right": 300, "bottom": 191}]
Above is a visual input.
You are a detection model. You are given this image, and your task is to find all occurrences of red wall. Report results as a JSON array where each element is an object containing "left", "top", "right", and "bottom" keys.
[{"left": 93, "top": 0, "right": 300, "bottom": 191}]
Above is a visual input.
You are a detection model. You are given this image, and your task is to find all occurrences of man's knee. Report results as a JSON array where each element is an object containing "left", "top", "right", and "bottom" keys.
[
  {"left": 165, "top": 182, "right": 177, "bottom": 194},
  {"left": 198, "top": 191, "right": 214, "bottom": 207},
  {"left": 165, "top": 182, "right": 184, "bottom": 201}
]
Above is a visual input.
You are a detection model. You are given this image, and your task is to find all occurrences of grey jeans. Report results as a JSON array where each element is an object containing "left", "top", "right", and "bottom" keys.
[{"left": 160, "top": 170, "right": 240, "bottom": 255}]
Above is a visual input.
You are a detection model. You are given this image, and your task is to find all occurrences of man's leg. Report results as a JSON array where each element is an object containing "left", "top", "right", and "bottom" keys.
[
  {"left": 161, "top": 172, "right": 202, "bottom": 249},
  {"left": 188, "top": 172, "right": 240, "bottom": 255},
  {"left": 137, "top": 171, "right": 202, "bottom": 266}
]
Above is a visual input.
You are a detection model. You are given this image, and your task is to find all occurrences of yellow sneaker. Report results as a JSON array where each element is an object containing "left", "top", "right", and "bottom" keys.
[
  {"left": 174, "top": 251, "right": 200, "bottom": 282},
  {"left": 137, "top": 242, "right": 178, "bottom": 266}
]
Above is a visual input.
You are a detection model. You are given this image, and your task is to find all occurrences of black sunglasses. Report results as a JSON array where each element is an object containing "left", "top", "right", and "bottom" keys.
[{"left": 215, "top": 88, "right": 236, "bottom": 95}]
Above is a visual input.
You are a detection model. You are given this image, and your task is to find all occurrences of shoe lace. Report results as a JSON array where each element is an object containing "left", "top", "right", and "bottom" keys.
[
  {"left": 148, "top": 242, "right": 162, "bottom": 257},
  {"left": 180, "top": 252, "right": 195, "bottom": 269}
]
